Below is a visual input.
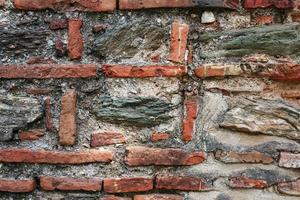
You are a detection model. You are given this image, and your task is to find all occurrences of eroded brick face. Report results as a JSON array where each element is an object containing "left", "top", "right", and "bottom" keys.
[
  {"left": 104, "top": 178, "right": 153, "bottom": 193},
  {"left": 68, "top": 19, "right": 84, "bottom": 60},
  {"left": 156, "top": 176, "right": 211, "bottom": 191},
  {"left": 0, "top": 179, "right": 36, "bottom": 193}
]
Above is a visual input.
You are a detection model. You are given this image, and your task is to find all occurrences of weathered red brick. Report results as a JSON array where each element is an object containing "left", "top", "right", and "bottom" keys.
[
  {"left": 228, "top": 176, "right": 268, "bottom": 189},
  {"left": 91, "top": 132, "right": 126, "bottom": 147},
  {"left": 0, "top": 64, "right": 96, "bottom": 79},
  {"left": 281, "top": 90, "right": 300, "bottom": 98},
  {"left": 0, "top": 148, "right": 113, "bottom": 164},
  {"left": 278, "top": 179, "right": 300, "bottom": 196},
  {"left": 291, "top": 11, "right": 300, "bottom": 22},
  {"left": 13, "top": 0, "right": 116, "bottom": 12},
  {"left": 44, "top": 96, "right": 54, "bottom": 131},
  {"left": 279, "top": 152, "right": 300, "bottom": 168},
  {"left": 150, "top": 132, "right": 170, "bottom": 142},
  {"left": 104, "top": 177, "right": 153, "bottom": 193},
  {"left": 215, "top": 151, "right": 274, "bottom": 164},
  {"left": 254, "top": 15, "right": 274, "bottom": 25},
  {"left": 40, "top": 176, "right": 102, "bottom": 191},
  {"left": 0, "top": 178, "right": 36, "bottom": 193},
  {"left": 125, "top": 146, "right": 206, "bottom": 166},
  {"left": 169, "top": 21, "right": 189, "bottom": 64},
  {"left": 68, "top": 19, "right": 83, "bottom": 60},
  {"left": 195, "top": 64, "right": 243, "bottom": 78},
  {"left": 26, "top": 88, "right": 52, "bottom": 95},
  {"left": 54, "top": 38, "right": 66, "bottom": 57},
  {"left": 102, "top": 65, "right": 187, "bottom": 78},
  {"left": 59, "top": 89, "right": 77, "bottom": 146},
  {"left": 262, "top": 63, "right": 300, "bottom": 81},
  {"left": 19, "top": 129, "right": 45, "bottom": 141},
  {"left": 244, "top": 0, "right": 294, "bottom": 9},
  {"left": 49, "top": 19, "right": 68, "bottom": 30},
  {"left": 156, "top": 176, "right": 211, "bottom": 191},
  {"left": 134, "top": 194, "right": 184, "bottom": 200},
  {"left": 26, "top": 56, "right": 56, "bottom": 65},
  {"left": 102, "top": 195, "right": 131, "bottom": 200},
  {"left": 119, "top": 0, "right": 239, "bottom": 10},
  {"left": 182, "top": 94, "right": 198, "bottom": 142}
]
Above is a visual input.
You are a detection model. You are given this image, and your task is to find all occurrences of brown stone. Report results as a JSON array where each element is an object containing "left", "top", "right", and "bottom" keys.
[
  {"left": 91, "top": 132, "right": 126, "bottom": 147},
  {"left": 104, "top": 177, "right": 153, "bottom": 193},
  {"left": 279, "top": 152, "right": 300, "bottom": 168},
  {"left": 0, "top": 178, "right": 36, "bottom": 193},
  {"left": 134, "top": 194, "right": 184, "bottom": 200},
  {"left": 156, "top": 176, "right": 211, "bottom": 191},
  {"left": 278, "top": 179, "right": 300, "bottom": 196},
  {"left": 49, "top": 19, "right": 68, "bottom": 30},
  {"left": 68, "top": 19, "right": 83, "bottom": 60},
  {"left": 125, "top": 146, "right": 206, "bottom": 166},
  {"left": 215, "top": 151, "right": 274, "bottom": 164},
  {"left": 19, "top": 129, "right": 45, "bottom": 141},
  {"left": 26, "top": 88, "right": 52, "bottom": 95},
  {"left": 59, "top": 89, "right": 77, "bottom": 146},
  {"left": 0, "top": 148, "right": 113, "bottom": 164},
  {"left": 45, "top": 96, "right": 54, "bottom": 131},
  {"left": 102, "top": 195, "right": 131, "bottom": 200},
  {"left": 40, "top": 176, "right": 102, "bottom": 191}
]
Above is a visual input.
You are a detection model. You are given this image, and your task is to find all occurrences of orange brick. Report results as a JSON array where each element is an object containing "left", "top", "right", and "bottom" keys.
[{"left": 169, "top": 22, "right": 189, "bottom": 63}]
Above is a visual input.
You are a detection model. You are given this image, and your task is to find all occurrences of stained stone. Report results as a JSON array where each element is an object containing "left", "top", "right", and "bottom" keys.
[
  {"left": 220, "top": 98, "right": 300, "bottom": 140},
  {"left": 93, "top": 95, "right": 175, "bottom": 127},
  {"left": 201, "top": 11, "right": 216, "bottom": 24},
  {"left": 0, "top": 93, "right": 43, "bottom": 141}
]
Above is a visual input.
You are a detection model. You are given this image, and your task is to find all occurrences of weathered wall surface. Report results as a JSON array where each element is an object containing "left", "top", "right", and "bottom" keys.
[{"left": 0, "top": 0, "right": 299, "bottom": 199}]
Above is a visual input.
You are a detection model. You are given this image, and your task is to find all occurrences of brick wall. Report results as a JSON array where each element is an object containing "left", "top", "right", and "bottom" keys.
[{"left": 0, "top": 0, "right": 299, "bottom": 199}]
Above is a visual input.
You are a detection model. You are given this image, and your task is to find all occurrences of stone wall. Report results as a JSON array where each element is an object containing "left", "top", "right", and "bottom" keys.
[{"left": 0, "top": 0, "right": 299, "bottom": 199}]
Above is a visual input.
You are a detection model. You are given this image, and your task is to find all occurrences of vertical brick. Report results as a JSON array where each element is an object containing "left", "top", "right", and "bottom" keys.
[
  {"left": 169, "top": 21, "right": 189, "bottom": 63},
  {"left": 40, "top": 176, "right": 102, "bottom": 191},
  {"left": 279, "top": 152, "right": 300, "bottom": 168},
  {"left": 91, "top": 132, "right": 126, "bottom": 147},
  {"left": 182, "top": 94, "right": 198, "bottom": 142},
  {"left": 68, "top": 19, "right": 83, "bottom": 60},
  {"left": 104, "top": 177, "right": 153, "bottom": 193},
  {"left": 0, "top": 178, "right": 36, "bottom": 193},
  {"left": 59, "top": 90, "right": 77, "bottom": 146},
  {"left": 156, "top": 176, "right": 211, "bottom": 191},
  {"left": 45, "top": 96, "right": 54, "bottom": 131},
  {"left": 19, "top": 129, "right": 45, "bottom": 141}
]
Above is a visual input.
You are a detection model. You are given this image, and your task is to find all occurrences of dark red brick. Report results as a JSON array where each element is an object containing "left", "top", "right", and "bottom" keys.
[
  {"left": 156, "top": 176, "right": 211, "bottom": 191},
  {"left": 26, "top": 56, "right": 56, "bottom": 65},
  {"left": 68, "top": 19, "right": 83, "bottom": 60},
  {"left": 0, "top": 148, "right": 113, "bottom": 164},
  {"left": 49, "top": 19, "right": 68, "bottom": 30},
  {"left": 26, "top": 88, "right": 52, "bottom": 95},
  {"left": 125, "top": 146, "right": 206, "bottom": 166},
  {"left": 54, "top": 38, "right": 66, "bottom": 57},
  {"left": 244, "top": 0, "right": 293, "bottom": 9},
  {"left": 91, "top": 132, "right": 126, "bottom": 147},
  {"left": 19, "top": 129, "right": 45, "bottom": 141},
  {"left": 104, "top": 177, "right": 153, "bottom": 193},
  {"left": 0, "top": 178, "right": 36, "bottom": 193},
  {"left": 40, "top": 176, "right": 102, "bottom": 191}
]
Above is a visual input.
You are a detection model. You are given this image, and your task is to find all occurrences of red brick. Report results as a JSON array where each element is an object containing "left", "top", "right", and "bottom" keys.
[
  {"left": 26, "top": 88, "right": 52, "bottom": 95},
  {"left": 13, "top": 0, "right": 116, "bottom": 12},
  {"left": 263, "top": 63, "right": 300, "bottom": 81},
  {"left": 59, "top": 89, "right": 77, "bottom": 146},
  {"left": 228, "top": 176, "right": 268, "bottom": 189},
  {"left": 19, "top": 129, "right": 45, "bottom": 141},
  {"left": 281, "top": 90, "right": 300, "bottom": 98},
  {"left": 215, "top": 151, "right": 274, "bottom": 164},
  {"left": 0, "top": 148, "right": 113, "bottom": 164},
  {"left": 278, "top": 179, "right": 300, "bottom": 196},
  {"left": 244, "top": 0, "right": 294, "bottom": 9},
  {"left": 68, "top": 19, "right": 83, "bottom": 60},
  {"left": 40, "top": 176, "right": 102, "bottom": 191},
  {"left": 102, "top": 65, "right": 187, "bottom": 78},
  {"left": 169, "top": 21, "right": 189, "bottom": 64},
  {"left": 182, "top": 95, "right": 198, "bottom": 142},
  {"left": 134, "top": 194, "right": 184, "bottom": 200},
  {"left": 156, "top": 176, "right": 211, "bottom": 191},
  {"left": 0, "top": 64, "right": 97, "bottom": 79},
  {"left": 125, "top": 146, "right": 206, "bottom": 166},
  {"left": 102, "top": 195, "right": 131, "bottom": 200},
  {"left": 279, "top": 152, "right": 300, "bottom": 168},
  {"left": 254, "top": 15, "right": 274, "bottom": 25},
  {"left": 104, "top": 177, "right": 153, "bottom": 193},
  {"left": 91, "top": 132, "right": 126, "bottom": 147},
  {"left": 49, "top": 19, "right": 68, "bottom": 30},
  {"left": 119, "top": 0, "right": 239, "bottom": 10},
  {"left": 26, "top": 56, "right": 56, "bottom": 65},
  {"left": 54, "top": 38, "right": 66, "bottom": 57},
  {"left": 150, "top": 132, "right": 170, "bottom": 142},
  {"left": 291, "top": 12, "right": 300, "bottom": 22},
  {"left": 45, "top": 96, "right": 54, "bottom": 131},
  {"left": 0, "top": 0, "right": 5, "bottom": 7},
  {"left": 195, "top": 65, "right": 225, "bottom": 78},
  {"left": 0, "top": 178, "right": 36, "bottom": 193}
]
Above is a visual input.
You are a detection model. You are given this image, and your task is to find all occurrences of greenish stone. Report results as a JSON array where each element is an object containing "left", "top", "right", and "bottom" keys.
[{"left": 93, "top": 95, "right": 175, "bottom": 127}]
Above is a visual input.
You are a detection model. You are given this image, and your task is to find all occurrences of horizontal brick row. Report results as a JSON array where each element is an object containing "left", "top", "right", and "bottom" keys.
[{"left": 7, "top": 0, "right": 295, "bottom": 11}]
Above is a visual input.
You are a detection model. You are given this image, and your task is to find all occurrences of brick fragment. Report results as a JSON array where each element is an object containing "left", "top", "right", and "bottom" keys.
[
  {"left": 0, "top": 0, "right": 5, "bottom": 7},
  {"left": 228, "top": 176, "right": 268, "bottom": 189},
  {"left": 0, "top": 64, "right": 96, "bottom": 79},
  {"left": 0, "top": 178, "right": 36, "bottom": 193},
  {"left": 215, "top": 151, "right": 274, "bottom": 164},
  {"left": 262, "top": 63, "right": 300, "bottom": 81},
  {"left": 156, "top": 176, "right": 211, "bottom": 191},
  {"left": 169, "top": 22, "right": 189, "bottom": 63},
  {"left": 49, "top": 19, "right": 68, "bottom": 30},
  {"left": 26, "top": 88, "right": 52, "bottom": 95},
  {"left": 19, "top": 129, "right": 45, "bottom": 141},
  {"left": 134, "top": 194, "right": 184, "bottom": 200},
  {"left": 281, "top": 91, "right": 300, "bottom": 98},
  {"left": 104, "top": 177, "right": 153, "bottom": 193},
  {"left": 59, "top": 89, "right": 77, "bottom": 146},
  {"left": 194, "top": 64, "right": 243, "bottom": 78},
  {"left": 45, "top": 96, "right": 54, "bottom": 131},
  {"left": 244, "top": 0, "right": 294, "bottom": 9},
  {"left": 68, "top": 19, "right": 83, "bottom": 60},
  {"left": 93, "top": 24, "right": 108, "bottom": 33},
  {"left": 26, "top": 56, "right": 56, "bottom": 65},
  {"left": 119, "top": 0, "right": 239, "bottom": 10},
  {"left": 278, "top": 179, "right": 300, "bottom": 196},
  {"left": 150, "top": 132, "right": 170, "bottom": 142},
  {"left": 54, "top": 38, "right": 66, "bottom": 57},
  {"left": 102, "top": 65, "right": 187, "bottom": 78},
  {"left": 40, "top": 177, "right": 102, "bottom": 191},
  {"left": 182, "top": 94, "right": 198, "bottom": 142},
  {"left": 279, "top": 152, "right": 300, "bottom": 168},
  {"left": 291, "top": 12, "right": 300, "bottom": 22},
  {"left": 0, "top": 148, "right": 113, "bottom": 164},
  {"left": 125, "top": 146, "right": 206, "bottom": 166},
  {"left": 91, "top": 132, "right": 126, "bottom": 147},
  {"left": 102, "top": 195, "right": 131, "bottom": 200},
  {"left": 13, "top": 0, "right": 116, "bottom": 12},
  {"left": 254, "top": 15, "right": 274, "bottom": 25}
]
